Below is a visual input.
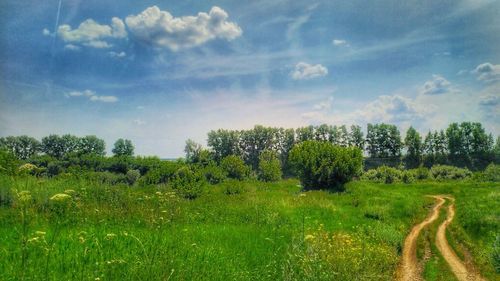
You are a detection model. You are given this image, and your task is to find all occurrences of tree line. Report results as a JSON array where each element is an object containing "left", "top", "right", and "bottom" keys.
[{"left": 201, "top": 122, "right": 498, "bottom": 171}]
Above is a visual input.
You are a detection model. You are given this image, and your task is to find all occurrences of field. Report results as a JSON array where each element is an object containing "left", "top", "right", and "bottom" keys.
[{"left": 0, "top": 174, "right": 498, "bottom": 281}]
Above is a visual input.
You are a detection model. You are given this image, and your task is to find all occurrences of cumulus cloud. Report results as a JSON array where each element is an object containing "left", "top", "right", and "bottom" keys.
[
  {"left": 125, "top": 6, "right": 242, "bottom": 51},
  {"left": 358, "top": 95, "right": 426, "bottom": 123},
  {"left": 64, "top": 44, "right": 81, "bottom": 51},
  {"left": 472, "top": 62, "right": 500, "bottom": 82},
  {"left": 66, "top": 90, "right": 118, "bottom": 103},
  {"left": 420, "top": 74, "right": 452, "bottom": 95},
  {"left": 42, "top": 28, "right": 52, "bottom": 36},
  {"left": 332, "top": 39, "right": 348, "bottom": 46},
  {"left": 313, "top": 97, "right": 333, "bottom": 110},
  {"left": 57, "top": 17, "right": 127, "bottom": 49},
  {"left": 108, "top": 51, "right": 126, "bottom": 58},
  {"left": 479, "top": 94, "right": 500, "bottom": 106},
  {"left": 291, "top": 62, "right": 328, "bottom": 80}
]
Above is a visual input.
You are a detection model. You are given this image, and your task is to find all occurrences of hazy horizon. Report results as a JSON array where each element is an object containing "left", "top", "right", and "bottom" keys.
[{"left": 1, "top": 0, "right": 499, "bottom": 158}]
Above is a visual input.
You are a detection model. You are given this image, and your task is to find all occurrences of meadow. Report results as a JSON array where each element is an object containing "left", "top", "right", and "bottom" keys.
[{"left": 0, "top": 174, "right": 498, "bottom": 281}]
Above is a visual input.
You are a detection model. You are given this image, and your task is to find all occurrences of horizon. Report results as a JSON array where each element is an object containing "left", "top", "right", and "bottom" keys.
[{"left": 1, "top": 0, "right": 499, "bottom": 158}]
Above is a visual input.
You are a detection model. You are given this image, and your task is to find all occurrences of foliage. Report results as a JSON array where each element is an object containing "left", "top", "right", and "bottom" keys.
[
  {"left": 404, "top": 127, "right": 422, "bottom": 169},
  {"left": 201, "top": 164, "right": 227, "bottom": 184},
  {"left": 411, "top": 167, "right": 430, "bottom": 180},
  {"left": 258, "top": 150, "right": 282, "bottom": 182},
  {"left": 169, "top": 166, "right": 205, "bottom": 199},
  {"left": 289, "top": 140, "right": 363, "bottom": 191},
  {"left": 366, "top": 123, "right": 402, "bottom": 158},
  {"left": 474, "top": 163, "right": 500, "bottom": 182},
  {"left": 220, "top": 155, "right": 250, "bottom": 180},
  {"left": 430, "top": 165, "right": 472, "bottom": 180},
  {"left": 138, "top": 161, "right": 182, "bottom": 185},
  {"left": 0, "top": 149, "right": 19, "bottom": 175},
  {"left": 112, "top": 139, "right": 134, "bottom": 157},
  {"left": 221, "top": 179, "right": 247, "bottom": 195},
  {"left": 362, "top": 166, "right": 402, "bottom": 184},
  {"left": 126, "top": 169, "right": 141, "bottom": 185},
  {"left": 0, "top": 135, "right": 40, "bottom": 160}
]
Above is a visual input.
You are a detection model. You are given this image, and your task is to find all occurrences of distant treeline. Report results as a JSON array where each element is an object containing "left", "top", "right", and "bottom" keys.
[
  {"left": 1, "top": 121, "right": 499, "bottom": 172},
  {"left": 203, "top": 122, "right": 499, "bottom": 171}
]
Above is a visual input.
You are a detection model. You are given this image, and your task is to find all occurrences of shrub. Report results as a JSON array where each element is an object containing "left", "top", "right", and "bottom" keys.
[
  {"left": 258, "top": 150, "right": 282, "bottom": 182},
  {"left": 0, "top": 149, "right": 19, "bottom": 176},
  {"left": 169, "top": 166, "right": 205, "bottom": 199},
  {"left": 138, "top": 161, "right": 182, "bottom": 185},
  {"left": 126, "top": 169, "right": 141, "bottom": 185},
  {"left": 481, "top": 164, "right": 500, "bottom": 182},
  {"left": 220, "top": 155, "right": 250, "bottom": 180},
  {"left": 412, "top": 167, "right": 430, "bottom": 180},
  {"left": 88, "top": 171, "right": 127, "bottom": 185},
  {"left": 401, "top": 170, "right": 416, "bottom": 183},
  {"left": 47, "top": 161, "right": 64, "bottom": 177},
  {"left": 362, "top": 166, "right": 402, "bottom": 184},
  {"left": 221, "top": 179, "right": 247, "bottom": 195},
  {"left": 202, "top": 164, "right": 226, "bottom": 184},
  {"left": 289, "top": 141, "right": 363, "bottom": 191},
  {"left": 430, "top": 165, "right": 472, "bottom": 180}
]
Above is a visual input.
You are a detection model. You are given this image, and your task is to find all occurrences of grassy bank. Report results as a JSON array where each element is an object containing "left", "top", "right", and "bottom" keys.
[{"left": 0, "top": 175, "right": 498, "bottom": 280}]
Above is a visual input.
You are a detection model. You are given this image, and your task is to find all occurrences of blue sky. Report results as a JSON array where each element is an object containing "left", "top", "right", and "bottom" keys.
[{"left": 1, "top": 0, "right": 499, "bottom": 157}]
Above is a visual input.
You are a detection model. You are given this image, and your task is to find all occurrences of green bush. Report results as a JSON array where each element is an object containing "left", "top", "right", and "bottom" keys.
[
  {"left": 412, "top": 167, "right": 430, "bottom": 180},
  {"left": 480, "top": 164, "right": 500, "bottom": 182},
  {"left": 0, "top": 149, "right": 19, "bottom": 176},
  {"left": 87, "top": 171, "right": 127, "bottom": 185},
  {"left": 362, "top": 166, "right": 402, "bottom": 184},
  {"left": 138, "top": 161, "right": 182, "bottom": 185},
  {"left": 169, "top": 166, "right": 205, "bottom": 199},
  {"left": 221, "top": 179, "right": 247, "bottom": 195},
  {"left": 220, "top": 155, "right": 250, "bottom": 180},
  {"left": 430, "top": 165, "right": 472, "bottom": 180},
  {"left": 289, "top": 140, "right": 363, "bottom": 191},
  {"left": 202, "top": 164, "right": 227, "bottom": 184},
  {"left": 401, "top": 170, "right": 416, "bottom": 183},
  {"left": 258, "top": 150, "right": 282, "bottom": 182},
  {"left": 47, "top": 161, "right": 64, "bottom": 177},
  {"left": 126, "top": 169, "right": 141, "bottom": 185}
]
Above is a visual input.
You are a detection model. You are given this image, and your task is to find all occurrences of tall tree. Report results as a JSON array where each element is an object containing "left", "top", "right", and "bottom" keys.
[
  {"left": 79, "top": 135, "right": 106, "bottom": 156},
  {"left": 404, "top": 127, "right": 422, "bottom": 168},
  {"left": 112, "top": 138, "right": 134, "bottom": 157},
  {"left": 349, "top": 125, "right": 365, "bottom": 150},
  {"left": 0, "top": 136, "right": 40, "bottom": 160}
]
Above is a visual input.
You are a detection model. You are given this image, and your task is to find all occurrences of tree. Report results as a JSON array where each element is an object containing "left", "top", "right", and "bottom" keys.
[
  {"left": 184, "top": 139, "right": 202, "bottom": 163},
  {"left": 258, "top": 150, "right": 282, "bottom": 182},
  {"left": 112, "top": 138, "right": 134, "bottom": 157},
  {"left": 366, "top": 123, "right": 402, "bottom": 158},
  {"left": 220, "top": 155, "right": 250, "bottom": 180},
  {"left": 0, "top": 136, "right": 40, "bottom": 160},
  {"left": 404, "top": 127, "right": 422, "bottom": 168},
  {"left": 207, "top": 129, "right": 242, "bottom": 162},
  {"left": 349, "top": 125, "right": 364, "bottom": 150},
  {"left": 288, "top": 140, "right": 363, "bottom": 191},
  {"left": 41, "top": 135, "right": 67, "bottom": 159},
  {"left": 79, "top": 135, "right": 106, "bottom": 156}
]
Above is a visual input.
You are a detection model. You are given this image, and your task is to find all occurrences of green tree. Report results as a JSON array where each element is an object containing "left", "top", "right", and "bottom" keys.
[
  {"left": 258, "top": 150, "right": 282, "bottom": 182},
  {"left": 366, "top": 123, "right": 402, "bottom": 158},
  {"left": 349, "top": 125, "right": 365, "bottom": 150},
  {"left": 79, "top": 135, "right": 106, "bottom": 156},
  {"left": 404, "top": 127, "right": 422, "bottom": 168},
  {"left": 289, "top": 140, "right": 363, "bottom": 191},
  {"left": 0, "top": 136, "right": 40, "bottom": 160},
  {"left": 112, "top": 138, "right": 134, "bottom": 157},
  {"left": 184, "top": 139, "right": 202, "bottom": 163},
  {"left": 220, "top": 155, "right": 250, "bottom": 180},
  {"left": 207, "top": 129, "right": 242, "bottom": 162}
]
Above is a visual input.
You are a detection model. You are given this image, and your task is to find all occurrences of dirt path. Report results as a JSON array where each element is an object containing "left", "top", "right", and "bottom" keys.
[
  {"left": 435, "top": 197, "right": 486, "bottom": 281},
  {"left": 397, "top": 196, "right": 445, "bottom": 281}
]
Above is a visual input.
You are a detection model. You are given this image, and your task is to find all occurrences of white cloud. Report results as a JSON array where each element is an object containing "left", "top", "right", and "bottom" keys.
[
  {"left": 133, "top": 119, "right": 146, "bottom": 125},
  {"left": 472, "top": 62, "right": 500, "bottom": 82},
  {"left": 108, "top": 51, "right": 126, "bottom": 58},
  {"left": 57, "top": 17, "right": 127, "bottom": 49},
  {"left": 420, "top": 74, "right": 452, "bottom": 95},
  {"left": 332, "top": 39, "right": 348, "bottom": 46},
  {"left": 64, "top": 44, "right": 81, "bottom": 51},
  {"left": 313, "top": 96, "right": 333, "bottom": 110},
  {"left": 291, "top": 62, "right": 328, "bottom": 80},
  {"left": 42, "top": 28, "right": 51, "bottom": 36},
  {"left": 66, "top": 89, "right": 118, "bottom": 103},
  {"left": 125, "top": 6, "right": 242, "bottom": 51},
  {"left": 479, "top": 94, "right": 500, "bottom": 106},
  {"left": 357, "top": 95, "right": 427, "bottom": 123}
]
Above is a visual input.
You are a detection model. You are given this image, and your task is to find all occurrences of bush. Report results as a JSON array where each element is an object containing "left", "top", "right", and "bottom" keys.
[
  {"left": 221, "top": 179, "right": 247, "bottom": 195},
  {"left": 202, "top": 164, "right": 227, "bottom": 184},
  {"left": 430, "top": 165, "right": 472, "bottom": 180},
  {"left": 47, "top": 161, "right": 64, "bottom": 177},
  {"left": 87, "top": 171, "right": 127, "bottom": 185},
  {"left": 258, "top": 150, "right": 282, "bottom": 182},
  {"left": 412, "top": 167, "right": 429, "bottom": 180},
  {"left": 138, "top": 161, "right": 182, "bottom": 185},
  {"left": 401, "top": 170, "right": 416, "bottom": 183},
  {"left": 289, "top": 141, "right": 363, "bottom": 191},
  {"left": 362, "top": 166, "right": 402, "bottom": 184},
  {"left": 169, "top": 166, "right": 205, "bottom": 199},
  {"left": 126, "top": 169, "right": 141, "bottom": 185},
  {"left": 220, "top": 155, "right": 250, "bottom": 180},
  {"left": 0, "top": 149, "right": 19, "bottom": 176},
  {"left": 481, "top": 164, "right": 500, "bottom": 182}
]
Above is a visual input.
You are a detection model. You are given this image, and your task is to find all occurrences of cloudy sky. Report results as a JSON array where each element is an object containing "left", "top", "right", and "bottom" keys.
[{"left": 1, "top": 0, "right": 499, "bottom": 157}]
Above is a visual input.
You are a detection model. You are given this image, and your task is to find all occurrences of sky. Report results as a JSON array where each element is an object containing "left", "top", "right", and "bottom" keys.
[{"left": 1, "top": 0, "right": 499, "bottom": 157}]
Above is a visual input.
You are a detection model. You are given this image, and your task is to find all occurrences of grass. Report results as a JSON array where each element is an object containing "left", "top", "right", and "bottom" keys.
[{"left": 0, "top": 174, "right": 498, "bottom": 280}]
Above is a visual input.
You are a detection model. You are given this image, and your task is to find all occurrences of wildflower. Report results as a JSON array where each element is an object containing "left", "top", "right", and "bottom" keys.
[
  {"left": 305, "top": 234, "right": 315, "bottom": 241},
  {"left": 18, "top": 163, "right": 37, "bottom": 173},
  {"left": 64, "top": 189, "right": 76, "bottom": 195},
  {"left": 105, "top": 233, "right": 117, "bottom": 240},
  {"left": 299, "top": 193, "right": 306, "bottom": 197},
  {"left": 50, "top": 193, "right": 72, "bottom": 202},
  {"left": 35, "top": 231, "right": 46, "bottom": 236},
  {"left": 17, "top": 191, "right": 32, "bottom": 203}
]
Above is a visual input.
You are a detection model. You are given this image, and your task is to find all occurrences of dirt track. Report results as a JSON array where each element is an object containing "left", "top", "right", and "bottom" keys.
[
  {"left": 435, "top": 197, "right": 486, "bottom": 281},
  {"left": 397, "top": 195, "right": 487, "bottom": 281},
  {"left": 397, "top": 196, "right": 445, "bottom": 281}
]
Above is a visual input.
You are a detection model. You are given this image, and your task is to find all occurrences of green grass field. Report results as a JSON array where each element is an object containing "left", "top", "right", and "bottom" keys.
[{"left": 0, "top": 174, "right": 498, "bottom": 280}]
